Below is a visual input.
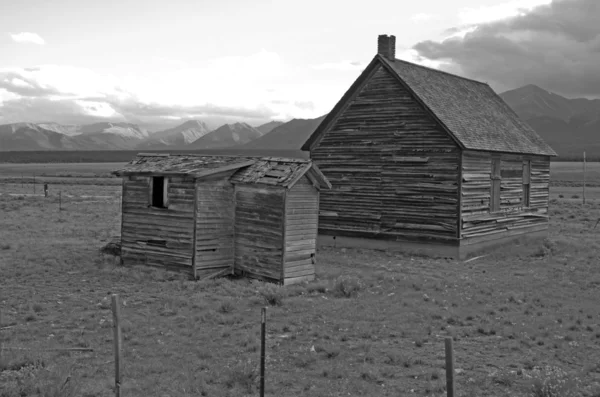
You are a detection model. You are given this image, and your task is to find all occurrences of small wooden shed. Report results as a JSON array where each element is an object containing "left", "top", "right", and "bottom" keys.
[{"left": 112, "top": 154, "right": 331, "bottom": 285}]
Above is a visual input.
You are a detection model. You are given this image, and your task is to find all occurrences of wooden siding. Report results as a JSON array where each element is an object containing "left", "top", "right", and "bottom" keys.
[
  {"left": 283, "top": 176, "right": 318, "bottom": 284},
  {"left": 460, "top": 150, "right": 550, "bottom": 243},
  {"left": 194, "top": 179, "right": 235, "bottom": 278},
  {"left": 121, "top": 175, "right": 195, "bottom": 271},
  {"left": 234, "top": 185, "right": 285, "bottom": 281},
  {"left": 311, "top": 65, "right": 461, "bottom": 243}
]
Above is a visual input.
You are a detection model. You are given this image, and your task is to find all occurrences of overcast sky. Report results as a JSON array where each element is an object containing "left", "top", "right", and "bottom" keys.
[{"left": 1, "top": 0, "right": 592, "bottom": 128}]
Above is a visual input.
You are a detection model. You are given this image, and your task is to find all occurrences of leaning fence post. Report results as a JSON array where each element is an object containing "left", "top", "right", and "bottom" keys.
[
  {"left": 445, "top": 337, "right": 455, "bottom": 397},
  {"left": 111, "top": 294, "right": 123, "bottom": 397},
  {"left": 260, "top": 307, "right": 266, "bottom": 397}
]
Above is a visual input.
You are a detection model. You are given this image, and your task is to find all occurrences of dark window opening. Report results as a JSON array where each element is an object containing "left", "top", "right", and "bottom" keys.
[{"left": 152, "top": 176, "right": 167, "bottom": 208}]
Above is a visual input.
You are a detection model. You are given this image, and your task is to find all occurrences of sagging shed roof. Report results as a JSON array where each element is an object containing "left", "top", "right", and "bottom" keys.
[
  {"left": 230, "top": 157, "right": 331, "bottom": 189},
  {"left": 112, "top": 153, "right": 331, "bottom": 189},
  {"left": 302, "top": 53, "right": 556, "bottom": 157}
]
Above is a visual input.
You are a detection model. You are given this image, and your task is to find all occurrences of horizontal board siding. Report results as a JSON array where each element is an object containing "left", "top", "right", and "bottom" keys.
[
  {"left": 460, "top": 151, "right": 550, "bottom": 242},
  {"left": 195, "top": 180, "right": 235, "bottom": 276},
  {"left": 234, "top": 185, "right": 285, "bottom": 282},
  {"left": 121, "top": 175, "right": 195, "bottom": 270},
  {"left": 311, "top": 65, "right": 460, "bottom": 243},
  {"left": 284, "top": 177, "right": 317, "bottom": 282}
]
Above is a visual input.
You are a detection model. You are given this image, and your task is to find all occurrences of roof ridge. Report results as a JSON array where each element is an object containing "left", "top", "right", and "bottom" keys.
[{"left": 381, "top": 55, "right": 490, "bottom": 86}]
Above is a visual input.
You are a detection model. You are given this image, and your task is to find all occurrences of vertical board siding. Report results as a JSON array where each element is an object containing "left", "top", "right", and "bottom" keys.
[
  {"left": 195, "top": 180, "right": 235, "bottom": 276},
  {"left": 284, "top": 177, "right": 318, "bottom": 284},
  {"left": 311, "top": 65, "right": 461, "bottom": 243},
  {"left": 234, "top": 185, "right": 285, "bottom": 281},
  {"left": 460, "top": 151, "right": 550, "bottom": 242},
  {"left": 121, "top": 175, "right": 195, "bottom": 270}
]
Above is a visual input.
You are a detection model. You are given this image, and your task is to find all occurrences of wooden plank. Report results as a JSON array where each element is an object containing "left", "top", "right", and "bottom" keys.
[
  {"left": 286, "top": 267, "right": 315, "bottom": 278},
  {"left": 284, "top": 274, "right": 315, "bottom": 285},
  {"left": 284, "top": 258, "right": 313, "bottom": 268},
  {"left": 392, "top": 156, "right": 429, "bottom": 162},
  {"left": 281, "top": 189, "right": 287, "bottom": 283},
  {"left": 192, "top": 181, "right": 199, "bottom": 279}
]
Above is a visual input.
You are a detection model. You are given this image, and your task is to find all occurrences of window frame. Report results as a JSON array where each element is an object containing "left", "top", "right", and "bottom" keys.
[
  {"left": 522, "top": 160, "right": 531, "bottom": 208},
  {"left": 149, "top": 176, "right": 169, "bottom": 209},
  {"left": 490, "top": 157, "right": 501, "bottom": 212}
]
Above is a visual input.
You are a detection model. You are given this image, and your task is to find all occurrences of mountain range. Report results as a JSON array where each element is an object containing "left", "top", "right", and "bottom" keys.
[
  {"left": 0, "top": 84, "right": 598, "bottom": 157},
  {"left": 498, "top": 85, "right": 600, "bottom": 157},
  {"left": 188, "top": 122, "right": 265, "bottom": 149},
  {"left": 137, "top": 120, "right": 211, "bottom": 149}
]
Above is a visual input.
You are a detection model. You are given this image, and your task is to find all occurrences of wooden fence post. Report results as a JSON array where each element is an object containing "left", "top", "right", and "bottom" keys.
[
  {"left": 260, "top": 307, "right": 266, "bottom": 397},
  {"left": 0, "top": 309, "right": 3, "bottom": 363},
  {"left": 583, "top": 151, "right": 587, "bottom": 205},
  {"left": 445, "top": 337, "right": 455, "bottom": 397},
  {"left": 111, "top": 294, "right": 123, "bottom": 397}
]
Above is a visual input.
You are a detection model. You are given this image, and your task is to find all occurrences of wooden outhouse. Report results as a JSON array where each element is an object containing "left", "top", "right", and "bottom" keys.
[
  {"left": 301, "top": 34, "right": 557, "bottom": 259},
  {"left": 112, "top": 154, "right": 330, "bottom": 284}
]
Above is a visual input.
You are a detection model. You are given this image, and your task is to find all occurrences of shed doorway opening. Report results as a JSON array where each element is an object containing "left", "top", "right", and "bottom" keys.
[{"left": 151, "top": 176, "right": 168, "bottom": 208}]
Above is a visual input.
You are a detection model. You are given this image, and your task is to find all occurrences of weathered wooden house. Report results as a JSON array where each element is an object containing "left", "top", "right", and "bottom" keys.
[
  {"left": 112, "top": 154, "right": 330, "bottom": 284},
  {"left": 301, "top": 34, "right": 557, "bottom": 258}
]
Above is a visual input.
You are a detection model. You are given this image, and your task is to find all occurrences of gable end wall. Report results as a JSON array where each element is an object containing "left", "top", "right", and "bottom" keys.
[{"left": 311, "top": 65, "right": 461, "bottom": 243}]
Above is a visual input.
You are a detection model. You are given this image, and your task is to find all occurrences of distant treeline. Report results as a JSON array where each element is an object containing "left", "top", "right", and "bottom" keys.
[
  {"left": 0, "top": 149, "right": 309, "bottom": 163},
  {"left": 0, "top": 150, "right": 596, "bottom": 163}
]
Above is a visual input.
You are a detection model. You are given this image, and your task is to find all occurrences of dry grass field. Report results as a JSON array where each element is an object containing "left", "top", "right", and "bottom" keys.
[{"left": 2, "top": 163, "right": 600, "bottom": 396}]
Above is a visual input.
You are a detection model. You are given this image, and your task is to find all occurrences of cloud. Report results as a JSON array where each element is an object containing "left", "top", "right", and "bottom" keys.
[
  {"left": 10, "top": 32, "right": 45, "bottom": 45},
  {"left": 410, "top": 13, "right": 438, "bottom": 22},
  {"left": 0, "top": 50, "right": 329, "bottom": 127},
  {"left": 311, "top": 60, "right": 367, "bottom": 71},
  {"left": 457, "top": 0, "right": 551, "bottom": 25},
  {"left": 412, "top": 0, "right": 600, "bottom": 97}
]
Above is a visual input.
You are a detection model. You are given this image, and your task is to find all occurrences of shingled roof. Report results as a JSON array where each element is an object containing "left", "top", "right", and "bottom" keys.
[
  {"left": 112, "top": 153, "right": 256, "bottom": 177},
  {"left": 302, "top": 54, "right": 556, "bottom": 157},
  {"left": 112, "top": 154, "right": 331, "bottom": 189},
  {"left": 230, "top": 157, "right": 331, "bottom": 189}
]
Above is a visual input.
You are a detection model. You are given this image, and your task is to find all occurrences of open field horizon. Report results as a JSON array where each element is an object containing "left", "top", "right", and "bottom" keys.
[{"left": 2, "top": 160, "right": 600, "bottom": 396}]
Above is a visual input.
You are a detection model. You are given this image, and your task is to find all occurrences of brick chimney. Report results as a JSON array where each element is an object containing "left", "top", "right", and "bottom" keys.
[{"left": 377, "top": 34, "right": 396, "bottom": 60}]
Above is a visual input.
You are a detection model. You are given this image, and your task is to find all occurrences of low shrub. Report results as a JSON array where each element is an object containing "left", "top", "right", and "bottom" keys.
[
  {"left": 331, "top": 275, "right": 364, "bottom": 298},
  {"left": 526, "top": 366, "right": 581, "bottom": 397},
  {"left": 224, "top": 359, "right": 259, "bottom": 393},
  {"left": 99, "top": 236, "right": 121, "bottom": 256},
  {"left": 257, "top": 283, "right": 284, "bottom": 306}
]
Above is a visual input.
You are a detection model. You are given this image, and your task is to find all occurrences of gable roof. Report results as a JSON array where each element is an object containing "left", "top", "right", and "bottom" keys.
[
  {"left": 112, "top": 153, "right": 331, "bottom": 189},
  {"left": 302, "top": 55, "right": 557, "bottom": 157},
  {"left": 230, "top": 156, "right": 331, "bottom": 189}
]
